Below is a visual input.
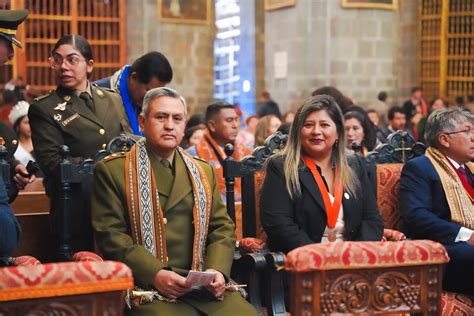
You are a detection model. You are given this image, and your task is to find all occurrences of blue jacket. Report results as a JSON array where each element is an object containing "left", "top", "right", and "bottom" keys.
[
  {"left": 400, "top": 155, "right": 463, "bottom": 245},
  {"left": 0, "top": 176, "right": 20, "bottom": 258}
]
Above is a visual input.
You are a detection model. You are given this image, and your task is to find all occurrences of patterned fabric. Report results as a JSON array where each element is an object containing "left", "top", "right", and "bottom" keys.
[
  {"left": 253, "top": 170, "right": 267, "bottom": 242},
  {"left": 73, "top": 251, "right": 104, "bottom": 262},
  {"left": 441, "top": 292, "right": 474, "bottom": 316},
  {"left": 426, "top": 147, "right": 474, "bottom": 229},
  {"left": 376, "top": 163, "right": 404, "bottom": 231},
  {"left": 239, "top": 237, "right": 266, "bottom": 254},
  {"left": 125, "top": 139, "right": 212, "bottom": 271},
  {"left": 9, "top": 256, "right": 41, "bottom": 266},
  {"left": 284, "top": 240, "right": 449, "bottom": 272},
  {"left": 195, "top": 130, "right": 251, "bottom": 239},
  {"left": 0, "top": 261, "right": 133, "bottom": 301}
]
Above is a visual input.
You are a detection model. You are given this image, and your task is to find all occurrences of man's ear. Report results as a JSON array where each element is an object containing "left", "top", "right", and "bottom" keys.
[
  {"left": 438, "top": 133, "right": 450, "bottom": 149},
  {"left": 138, "top": 114, "right": 145, "bottom": 133},
  {"left": 207, "top": 120, "right": 216, "bottom": 133}
]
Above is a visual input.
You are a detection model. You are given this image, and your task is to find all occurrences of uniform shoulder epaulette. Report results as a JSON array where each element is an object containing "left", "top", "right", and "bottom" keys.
[
  {"left": 33, "top": 90, "right": 54, "bottom": 102},
  {"left": 103, "top": 151, "right": 126, "bottom": 162},
  {"left": 192, "top": 156, "right": 209, "bottom": 164},
  {"left": 93, "top": 84, "right": 115, "bottom": 93}
]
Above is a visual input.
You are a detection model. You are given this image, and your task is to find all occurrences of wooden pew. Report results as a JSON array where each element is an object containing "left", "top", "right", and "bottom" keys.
[{"left": 11, "top": 178, "right": 56, "bottom": 263}]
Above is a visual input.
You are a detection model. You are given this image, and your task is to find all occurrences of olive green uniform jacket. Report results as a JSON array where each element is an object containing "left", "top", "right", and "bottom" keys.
[
  {"left": 28, "top": 84, "right": 132, "bottom": 251},
  {"left": 91, "top": 147, "right": 258, "bottom": 316}
]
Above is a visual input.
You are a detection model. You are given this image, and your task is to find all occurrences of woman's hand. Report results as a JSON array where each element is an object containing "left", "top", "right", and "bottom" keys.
[{"left": 383, "top": 229, "right": 406, "bottom": 241}]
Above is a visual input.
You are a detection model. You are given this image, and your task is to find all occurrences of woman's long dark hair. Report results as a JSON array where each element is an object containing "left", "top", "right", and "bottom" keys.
[{"left": 344, "top": 107, "right": 377, "bottom": 151}]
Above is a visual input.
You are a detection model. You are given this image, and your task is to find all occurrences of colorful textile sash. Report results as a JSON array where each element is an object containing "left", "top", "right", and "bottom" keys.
[
  {"left": 425, "top": 147, "right": 474, "bottom": 229},
  {"left": 124, "top": 138, "right": 212, "bottom": 270},
  {"left": 110, "top": 65, "right": 142, "bottom": 136},
  {"left": 195, "top": 131, "right": 251, "bottom": 239},
  {"left": 195, "top": 130, "right": 251, "bottom": 201}
]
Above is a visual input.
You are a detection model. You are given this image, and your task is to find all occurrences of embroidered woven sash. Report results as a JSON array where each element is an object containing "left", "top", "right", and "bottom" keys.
[
  {"left": 195, "top": 130, "right": 251, "bottom": 200},
  {"left": 195, "top": 130, "right": 251, "bottom": 239},
  {"left": 426, "top": 147, "right": 474, "bottom": 229},
  {"left": 125, "top": 138, "right": 212, "bottom": 270}
]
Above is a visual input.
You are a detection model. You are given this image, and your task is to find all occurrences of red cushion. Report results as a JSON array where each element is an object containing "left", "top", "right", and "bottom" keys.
[
  {"left": 239, "top": 237, "right": 266, "bottom": 254},
  {"left": 284, "top": 240, "right": 449, "bottom": 272},
  {"left": 0, "top": 261, "right": 133, "bottom": 301},
  {"left": 376, "top": 163, "right": 404, "bottom": 231},
  {"left": 73, "top": 251, "right": 104, "bottom": 262},
  {"left": 10, "top": 256, "right": 41, "bottom": 266},
  {"left": 441, "top": 292, "right": 474, "bottom": 316}
]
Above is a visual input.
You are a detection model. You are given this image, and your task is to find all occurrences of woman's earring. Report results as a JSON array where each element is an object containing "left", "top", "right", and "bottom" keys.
[{"left": 335, "top": 139, "right": 339, "bottom": 147}]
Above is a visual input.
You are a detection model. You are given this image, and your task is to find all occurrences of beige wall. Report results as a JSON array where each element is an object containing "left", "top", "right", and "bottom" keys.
[
  {"left": 125, "top": 0, "right": 216, "bottom": 114},
  {"left": 264, "top": 0, "right": 419, "bottom": 113}
]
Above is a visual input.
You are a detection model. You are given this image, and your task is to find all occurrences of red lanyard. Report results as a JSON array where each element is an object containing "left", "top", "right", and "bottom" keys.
[{"left": 302, "top": 156, "right": 344, "bottom": 228}]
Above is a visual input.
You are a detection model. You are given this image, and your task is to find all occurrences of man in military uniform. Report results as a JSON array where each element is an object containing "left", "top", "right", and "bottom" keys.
[
  {"left": 0, "top": 8, "right": 33, "bottom": 262},
  {"left": 91, "top": 87, "right": 257, "bottom": 315}
]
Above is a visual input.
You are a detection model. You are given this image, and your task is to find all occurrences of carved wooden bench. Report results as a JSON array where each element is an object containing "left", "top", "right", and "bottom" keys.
[{"left": 0, "top": 260, "right": 133, "bottom": 315}]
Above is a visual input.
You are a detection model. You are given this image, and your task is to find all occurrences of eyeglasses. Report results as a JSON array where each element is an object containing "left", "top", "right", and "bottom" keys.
[
  {"left": 445, "top": 127, "right": 473, "bottom": 136},
  {"left": 49, "top": 55, "right": 86, "bottom": 69}
]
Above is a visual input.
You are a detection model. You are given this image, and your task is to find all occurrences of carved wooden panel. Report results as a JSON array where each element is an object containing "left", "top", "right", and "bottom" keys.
[
  {"left": 0, "top": 291, "right": 125, "bottom": 316},
  {"left": 0, "top": 0, "right": 126, "bottom": 94},
  {"left": 291, "top": 265, "right": 443, "bottom": 315}
]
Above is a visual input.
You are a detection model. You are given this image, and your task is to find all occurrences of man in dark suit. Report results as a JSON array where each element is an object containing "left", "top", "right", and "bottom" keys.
[
  {"left": 256, "top": 91, "right": 281, "bottom": 118},
  {"left": 377, "top": 105, "right": 408, "bottom": 143},
  {"left": 400, "top": 108, "right": 474, "bottom": 295}
]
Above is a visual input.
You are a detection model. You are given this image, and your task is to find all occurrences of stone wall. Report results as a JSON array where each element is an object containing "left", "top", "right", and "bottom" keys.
[
  {"left": 264, "top": 0, "right": 419, "bottom": 113},
  {"left": 125, "top": 0, "right": 216, "bottom": 114}
]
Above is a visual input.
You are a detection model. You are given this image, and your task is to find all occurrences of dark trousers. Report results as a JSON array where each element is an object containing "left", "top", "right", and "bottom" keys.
[{"left": 443, "top": 242, "right": 474, "bottom": 295}]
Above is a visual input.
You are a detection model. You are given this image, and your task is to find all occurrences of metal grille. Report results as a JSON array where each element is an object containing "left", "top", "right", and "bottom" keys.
[
  {"left": 419, "top": 0, "right": 473, "bottom": 101},
  {"left": 0, "top": 0, "right": 126, "bottom": 93}
]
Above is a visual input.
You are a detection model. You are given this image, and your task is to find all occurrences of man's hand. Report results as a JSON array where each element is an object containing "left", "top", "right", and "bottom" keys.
[
  {"left": 14, "top": 164, "right": 35, "bottom": 189},
  {"left": 205, "top": 269, "right": 225, "bottom": 299},
  {"left": 468, "top": 233, "right": 474, "bottom": 245},
  {"left": 153, "top": 269, "right": 192, "bottom": 299}
]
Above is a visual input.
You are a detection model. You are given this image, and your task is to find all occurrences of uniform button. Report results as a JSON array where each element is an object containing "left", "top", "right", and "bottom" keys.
[
  {"left": 163, "top": 217, "right": 167, "bottom": 224},
  {"left": 102, "top": 143, "right": 107, "bottom": 150},
  {"left": 99, "top": 128, "right": 105, "bottom": 135}
]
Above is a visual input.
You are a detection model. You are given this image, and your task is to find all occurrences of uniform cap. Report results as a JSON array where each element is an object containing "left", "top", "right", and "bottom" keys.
[{"left": 0, "top": 9, "right": 29, "bottom": 48}]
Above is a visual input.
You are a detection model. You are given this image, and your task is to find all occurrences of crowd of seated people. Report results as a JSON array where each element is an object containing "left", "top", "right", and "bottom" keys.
[{"left": 1, "top": 9, "right": 474, "bottom": 315}]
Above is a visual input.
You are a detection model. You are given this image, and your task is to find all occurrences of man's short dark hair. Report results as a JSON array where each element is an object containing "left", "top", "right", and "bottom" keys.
[
  {"left": 411, "top": 86, "right": 421, "bottom": 94},
  {"left": 455, "top": 95, "right": 465, "bottom": 105},
  {"left": 205, "top": 101, "right": 235, "bottom": 123},
  {"left": 366, "top": 109, "right": 377, "bottom": 114},
  {"left": 130, "top": 51, "right": 173, "bottom": 85},
  {"left": 377, "top": 91, "right": 388, "bottom": 102},
  {"left": 387, "top": 106, "right": 404, "bottom": 120}
]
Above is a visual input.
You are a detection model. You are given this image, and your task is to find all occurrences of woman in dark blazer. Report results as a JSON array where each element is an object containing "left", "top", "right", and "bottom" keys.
[{"left": 260, "top": 95, "right": 384, "bottom": 254}]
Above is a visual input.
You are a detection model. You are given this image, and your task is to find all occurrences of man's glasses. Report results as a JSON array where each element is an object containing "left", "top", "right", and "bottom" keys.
[
  {"left": 49, "top": 55, "right": 86, "bottom": 69},
  {"left": 445, "top": 127, "right": 473, "bottom": 136}
]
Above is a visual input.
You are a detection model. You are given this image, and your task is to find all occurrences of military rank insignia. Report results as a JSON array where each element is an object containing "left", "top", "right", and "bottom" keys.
[
  {"left": 54, "top": 102, "right": 67, "bottom": 111},
  {"left": 54, "top": 113, "right": 62, "bottom": 121}
]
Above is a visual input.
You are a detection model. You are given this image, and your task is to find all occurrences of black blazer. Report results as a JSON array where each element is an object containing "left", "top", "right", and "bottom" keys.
[{"left": 260, "top": 154, "right": 384, "bottom": 254}]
